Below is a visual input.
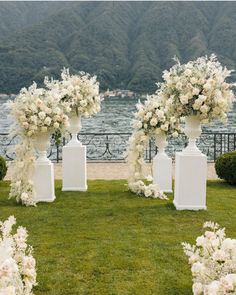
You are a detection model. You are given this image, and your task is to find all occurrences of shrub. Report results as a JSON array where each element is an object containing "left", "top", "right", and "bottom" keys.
[
  {"left": 215, "top": 150, "right": 236, "bottom": 184},
  {"left": 0, "top": 156, "right": 7, "bottom": 180}
]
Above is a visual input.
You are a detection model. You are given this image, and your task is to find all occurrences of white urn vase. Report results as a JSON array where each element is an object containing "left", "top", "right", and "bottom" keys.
[
  {"left": 183, "top": 115, "right": 202, "bottom": 155},
  {"left": 33, "top": 132, "right": 50, "bottom": 164},
  {"left": 153, "top": 131, "right": 172, "bottom": 192},
  {"left": 67, "top": 115, "right": 82, "bottom": 147},
  {"left": 155, "top": 131, "right": 168, "bottom": 158}
]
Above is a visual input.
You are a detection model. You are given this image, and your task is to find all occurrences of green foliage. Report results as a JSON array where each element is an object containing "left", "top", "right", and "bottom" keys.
[
  {"left": 0, "top": 156, "right": 7, "bottom": 180},
  {"left": 0, "top": 2, "right": 236, "bottom": 93},
  {"left": 215, "top": 151, "right": 236, "bottom": 185},
  {"left": 0, "top": 180, "right": 236, "bottom": 294}
]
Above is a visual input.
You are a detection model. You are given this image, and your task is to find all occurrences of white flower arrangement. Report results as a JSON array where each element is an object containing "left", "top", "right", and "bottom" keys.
[
  {"left": 45, "top": 68, "right": 101, "bottom": 118},
  {"left": 11, "top": 82, "right": 69, "bottom": 138},
  {"left": 127, "top": 95, "right": 181, "bottom": 198},
  {"left": 182, "top": 221, "right": 236, "bottom": 295},
  {"left": 159, "top": 54, "right": 235, "bottom": 123},
  {"left": 0, "top": 216, "right": 37, "bottom": 295},
  {"left": 9, "top": 82, "right": 69, "bottom": 206}
]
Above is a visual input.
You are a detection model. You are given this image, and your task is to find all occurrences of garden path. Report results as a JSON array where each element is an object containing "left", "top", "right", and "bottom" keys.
[{"left": 5, "top": 163, "right": 218, "bottom": 180}]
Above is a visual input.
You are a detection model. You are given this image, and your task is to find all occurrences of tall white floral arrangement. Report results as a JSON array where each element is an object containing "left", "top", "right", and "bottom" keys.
[
  {"left": 159, "top": 54, "right": 235, "bottom": 123},
  {"left": 9, "top": 82, "right": 69, "bottom": 206},
  {"left": 0, "top": 216, "right": 37, "bottom": 295},
  {"left": 127, "top": 95, "right": 181, "bottom": 198},
  {"left": 45, "top": 68, "right": 101, "bottom": 118},
  {"left": 182, "top": 222, "right": 236, "bottom": 294}
]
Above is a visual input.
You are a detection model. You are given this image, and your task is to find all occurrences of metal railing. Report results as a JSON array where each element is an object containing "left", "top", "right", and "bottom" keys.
[{"left": 0, "top": 132, "right": 236, "bottom": 163}]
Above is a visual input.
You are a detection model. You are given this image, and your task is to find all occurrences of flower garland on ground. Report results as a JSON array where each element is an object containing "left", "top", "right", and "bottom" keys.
[
  {"left": 45, "top": 68, "right": 102, "bottom": 118},
  {"left": 127, "top": 95, "right": 181, "bottom": 198},
  {"left": 182, "top": 221, "right": 236, "bottom": 295},
  {"left": 0, "top": 216, "right": 37, "bottom": 294},
  {"left": 9, "top": 82, "right": 69, "bottom": 206},
  {"left": 159, "top": 54, "right": 235, "bottom": 123}
]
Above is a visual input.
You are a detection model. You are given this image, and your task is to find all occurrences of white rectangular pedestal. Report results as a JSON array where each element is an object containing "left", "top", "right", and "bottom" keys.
[
  {"left": 33, "top": 162, "right": 55, "bottom": 203},
  {"left": 153, "top": 156, "right": 172, "bottom": 192},
  {"left": 62, "top": 145, "right": 87, "bottom": 191},
  {"left": 173, "top": 152, "right": 207, "bottom": 210}
]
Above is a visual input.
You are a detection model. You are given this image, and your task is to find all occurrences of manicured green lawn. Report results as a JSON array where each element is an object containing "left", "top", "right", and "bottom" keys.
[{"left": 0, "top": 180, "right": 236, "bottom": 295}]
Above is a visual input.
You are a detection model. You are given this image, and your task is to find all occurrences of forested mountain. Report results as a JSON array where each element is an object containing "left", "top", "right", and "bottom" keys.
[{"left": 0, "top": 1, "right": 236, "bottom": 94}]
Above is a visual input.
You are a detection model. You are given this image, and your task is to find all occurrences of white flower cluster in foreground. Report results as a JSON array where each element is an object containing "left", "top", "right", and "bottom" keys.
[
  {"left": 9, "top": 82, "right": 69, "bottom": 206},
  {"left": 182, "top": 222, "right": 236, "bottom": 295},
  {"left": 45, "top": 68, "right": 101, "bottom": 118},
  {"left": 159, "top": 54, "right": 234, "bottom": 123},
  {"left": 127, "top": 95, "right": 181, "bottom": 198},
  {"left": 0, "top": 216, "right": 37, "bottom": 295}
]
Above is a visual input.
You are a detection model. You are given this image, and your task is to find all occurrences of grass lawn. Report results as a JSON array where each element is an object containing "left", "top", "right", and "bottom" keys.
[{"left": 0, "top": 180, "right": 236, "bottom": 295}]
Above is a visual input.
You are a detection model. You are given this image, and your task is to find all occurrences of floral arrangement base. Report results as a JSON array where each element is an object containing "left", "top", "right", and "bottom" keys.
[
  {"left": 32, "top": 161, "right": 56, "bottom": 202},
  {"left": 153, "top": 153, "right": 172, "bottom": 192},
  {"left": 173, "top": 152, "right": 207, "bottom": 210},
  {"left": 62, "top": 145, "right": 87, "bottom": 191}
]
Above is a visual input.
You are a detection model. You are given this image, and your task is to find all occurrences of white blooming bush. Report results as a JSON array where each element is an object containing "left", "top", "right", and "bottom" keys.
[
  {"left": 45, "top": 68, "right": 101, "bottom": 118},
  {"left": 9, "top": 82, "right": 69, "bottom": 206},
  {"left": 127, "top": 95, "right": 181, "bottom": 198},
  {"left": 182, "top": 221, "right": 236, "bottom": 295},
  {"left": 0, "top": 216, "right": 37, "bottom": 295},
  {"left": 159, "top": 54, "right": 235, "bottom": 123}
]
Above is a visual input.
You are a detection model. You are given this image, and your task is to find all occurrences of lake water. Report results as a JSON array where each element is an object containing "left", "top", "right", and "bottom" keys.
[{"left": 0, "top": 95, "right": 236, "bottom": 134}]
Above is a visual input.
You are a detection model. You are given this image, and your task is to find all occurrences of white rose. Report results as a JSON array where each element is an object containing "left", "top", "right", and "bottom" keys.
[
  {"left": 160, "top": 123, "right": 168, "bottom": 132},
  {"left": 150, "top": 117, "right": 158, "bottom": 126},
  {"left": 136, "top": 121, "right": 142, "bottom": 129},
  {"left": 44, "top": 117, "right": 52, "bottom": 126},
  {"left": 200, "top": 105, "right": 209, "bottom": 114},
  {"left": 222, "top": 238, "right": 236, "bottom": 251},
  {"left": 191, "top": 262, "right": 204, "bottom": 274},
  {"left": 196, "top": 235, "right": 205, "bottom": 246},
  {"left": 176, "top": 82, "right": 182, "bottom": 90},
  {"left": 172, "top": 131, "right": 178, "bottom": 138},
  {"left": 80, "top": 100, "right": 88, "bottom": 107},
  {"left": 192, "top": 88, "right": 200, "bottom": 96},
  {"left": 184, "top": 69, "right": 192, "bottom": 76},
  {"left": 53, "top": 122, "right": 60, "bottom": 129},
  {"left": 203, "top": 83, "right": 211, "bottom": 91},
  {"left": 180, "top": 95, "right": 189, "bottom": 105},
  {"left": 54, "top": 107, "right": 61, "bottom": 115},
  {"left": 38, "top": 111, "right": 46, "bottom": 120}
]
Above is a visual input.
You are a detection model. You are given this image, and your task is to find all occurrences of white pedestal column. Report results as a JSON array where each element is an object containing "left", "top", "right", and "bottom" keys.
[
  {"left": 33, "top": 161, "right": 55, "bottom": 202},
  {"left": 152, "top": 132, "right": 172, "bottom": 192},
  {"left": 32, "top": 132, "right": 55, "bottom": 203},
  {"left": 153, "top": 154, "right": 172, "bottom": 192},
  {"left": 62, "top": 144, "right": 87, "bottom": 191},
  {"left": 173, "top": 152, "right": 207, "bottom": 210},
  {"left": 173, "top": 115, "right": 207, "bottom": 210},
  {"left": 62, "top": 115, "right": 87, "bottom": 191}
]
